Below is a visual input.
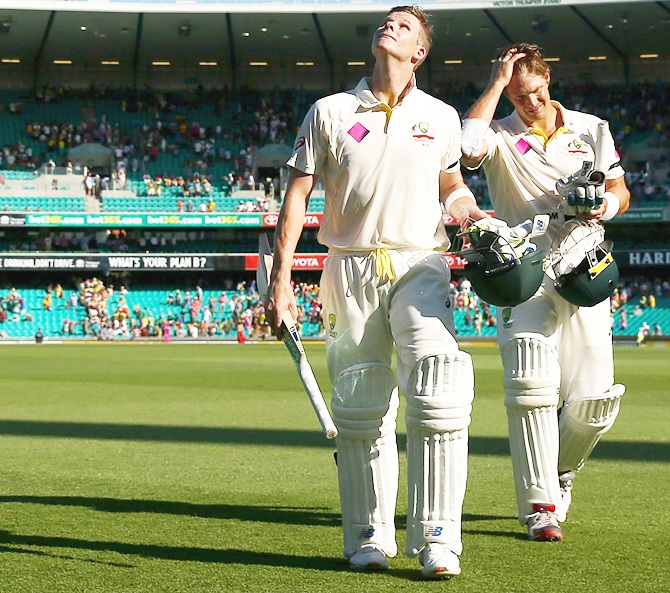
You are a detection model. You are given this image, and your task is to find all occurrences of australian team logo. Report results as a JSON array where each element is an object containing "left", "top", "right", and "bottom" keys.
[
  {"left": 567, "top": 138, "right": 589, "bottom": 156},
  {"left": 412, "top": 121, "right": 435, "bottom": 146},
  {"left": 502, "top": 307, "right": 513, "bottom": 329},
  {"left": 329, "top": 313, "right": 337, "bottom": 338}
]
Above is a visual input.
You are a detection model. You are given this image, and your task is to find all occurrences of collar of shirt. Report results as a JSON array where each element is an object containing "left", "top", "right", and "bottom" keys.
[
  {"left": 509, "top": 100, "right": 574, "bottom": 148},
  {"left": 353, "top": 75, "right": 417, "bottom": 109}
]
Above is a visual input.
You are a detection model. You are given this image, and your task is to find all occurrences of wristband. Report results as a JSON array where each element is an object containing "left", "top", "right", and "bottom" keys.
[
  {"left": 444, "top": 187, "right": 476, "bottom": 216},
  {"left": 600, "top": 191, "right": 620, "bottom": 221}
]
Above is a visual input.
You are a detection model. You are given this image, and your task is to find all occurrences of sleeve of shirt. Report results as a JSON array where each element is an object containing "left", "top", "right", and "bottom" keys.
[
  {"left": 462, "top": 123, "right": 498, "bottom": 171},
  {"left": 286, "top": 101, "right": 327, "bottom": 176}
]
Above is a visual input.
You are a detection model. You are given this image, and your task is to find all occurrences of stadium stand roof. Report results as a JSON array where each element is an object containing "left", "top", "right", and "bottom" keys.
[{"left": 0, "top": 1, "right": 668, "bottom": 91}]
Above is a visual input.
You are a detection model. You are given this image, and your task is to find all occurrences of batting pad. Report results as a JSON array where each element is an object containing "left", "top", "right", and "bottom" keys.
[
  {"left": 502, "top": 335, "right": 562, "bottom": 523},
  {"left": 501, "top": 334, "right": 561, "bottom": 404},
  {"left": 558, "top": 383, "right": 625, "bottom": 475},
  {"left": 404, "top": 353, "right": 474, "bottom": 558},
  {"left": 331, "top": 363, "right": 399, "bottom": 558}
]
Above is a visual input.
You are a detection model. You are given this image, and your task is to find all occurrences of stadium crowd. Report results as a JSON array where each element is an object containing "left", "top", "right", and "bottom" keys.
[
  {"left": 0, "top": 82, "right": 667, "bottom": 210},
  {"left": 0, "top": 273, "right": 667, "bottom": 340},
  {"left": 0, "top": 277, "right": 324, "bottom": 341},
  {"left": 11, "top": 85, "right": 305, "bottom": 198},
  {"left": 0, "top": 82, "right": 668, "bottom": 340}
]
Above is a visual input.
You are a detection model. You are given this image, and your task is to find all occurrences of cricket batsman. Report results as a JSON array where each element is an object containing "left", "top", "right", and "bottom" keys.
[
  {"left": 461, "top": 43, "right": 631, "bottom": 541},
  {"left": 265, "top": 5, "right": 487, "bottom": 578}
]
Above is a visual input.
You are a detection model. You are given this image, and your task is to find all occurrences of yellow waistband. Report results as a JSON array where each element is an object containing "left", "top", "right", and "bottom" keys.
[{"left": 373, "top": 247, "right": 396, "bottom": 282}]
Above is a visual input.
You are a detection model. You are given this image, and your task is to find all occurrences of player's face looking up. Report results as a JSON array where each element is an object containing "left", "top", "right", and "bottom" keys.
[
  {"left": 505, "top": 71, "right": 552, "bottom": 126},
  {"left": 372, "top": 11, "right": 427, "bottom": 68}
]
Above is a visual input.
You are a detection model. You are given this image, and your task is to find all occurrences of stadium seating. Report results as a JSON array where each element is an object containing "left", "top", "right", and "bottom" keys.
[
  {"left": 1, "top": 286, "right": 668, "bottom": 341},
  {"left": 0, "top": 287, "right": 323, "bottom": 340},
  {"left": 101, "top": 193, "right": 261, "bottom": 213},
  {"left": 0, "top": 195, "right": 86, "bottom": 212},
  {"left": 307, "top": 196, "right": 325, "bottom": 213},
  {"left": 612, "top": 297, "right": 670, "bottom": 337},
  {"left": 2, "top": 85, "right": 670, "bottom": 216},
  {"left": 453, "top": 307, "right": 498, "bottom": 338}
]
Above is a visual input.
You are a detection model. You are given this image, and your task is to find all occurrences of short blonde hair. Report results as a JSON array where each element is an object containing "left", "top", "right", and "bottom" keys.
[
  {"left": 498, "top": 43, "right": 550, "bottom": 78},
  {"left": 388, "top": 5, "right": 433, "bottom": 68}
]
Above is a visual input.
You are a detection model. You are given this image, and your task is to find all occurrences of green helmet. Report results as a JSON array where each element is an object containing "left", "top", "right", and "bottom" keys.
[
  {"left": 459, "top": 229, "right": 546, "bottom": 307},
  {"left": 548, "top": 219, "right": 619, "bottom": 307}
]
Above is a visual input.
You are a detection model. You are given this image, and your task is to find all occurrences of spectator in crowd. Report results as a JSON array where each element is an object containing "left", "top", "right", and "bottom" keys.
[{"left": 637, "top": 321, "right": 650, "bottom": 346}]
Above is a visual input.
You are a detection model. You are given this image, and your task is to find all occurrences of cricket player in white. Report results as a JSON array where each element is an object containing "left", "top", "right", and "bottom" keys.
[
  {"left": 265, "top": 6, "right": 487, "bottom": 578},
  {"left": 461, "top": 43, "right": 631, "bottom": 541}
]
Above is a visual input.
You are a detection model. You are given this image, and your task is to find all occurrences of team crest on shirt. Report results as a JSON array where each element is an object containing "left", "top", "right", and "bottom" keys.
[
  {"left": 412, "top": 121, "right": 435, "bottom": 146},
  {"left": 502, "top": 307, "right": 513, "bottom": 329},
  {"left": 567, "top": 138, "right": 589, "bottom": 156},
  {"left": 329, "top": 313, "right": 337, "bottom": 338}
]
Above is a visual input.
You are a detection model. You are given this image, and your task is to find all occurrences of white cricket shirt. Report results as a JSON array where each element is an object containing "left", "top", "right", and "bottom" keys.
[
  {"left": 287, "top": 77, "right": 462, "bottom": 252},
  {"left": 480, "top": 101, "right": 624, "bottom": 250}
]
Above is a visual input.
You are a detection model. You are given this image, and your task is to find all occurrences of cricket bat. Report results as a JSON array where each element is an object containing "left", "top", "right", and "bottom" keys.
[
  {"left": 257, "top": 234, "right": 338, "bottom": 439},
  {"left": 588, "top": 121, "right": 608, "bottom": 186}
]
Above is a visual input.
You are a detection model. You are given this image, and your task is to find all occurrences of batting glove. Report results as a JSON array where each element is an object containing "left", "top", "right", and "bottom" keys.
[{"left": 556, "top": 161, "right": 606, "bottom": 213}]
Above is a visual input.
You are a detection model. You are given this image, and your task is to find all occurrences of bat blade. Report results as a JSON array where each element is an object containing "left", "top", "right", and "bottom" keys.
[
  {"left": 255, "top": 235, "right": 337, "bottom": 439},
  {"left": 280, "top": 311, "right": 338, "bottom": 439}
]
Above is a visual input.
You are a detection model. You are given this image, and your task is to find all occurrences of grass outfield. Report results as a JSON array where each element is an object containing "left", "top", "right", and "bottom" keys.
[{"left": 0, "top": 342, "right": 668, "bottom": 593}]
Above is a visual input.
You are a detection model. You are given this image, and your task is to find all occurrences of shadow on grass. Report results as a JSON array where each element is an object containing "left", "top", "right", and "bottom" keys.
[
  {"left": 0, "top": 420, "right": 667, "bottom": 463},
  {"left": 0, "top": 543, "right": 134, "bottom": 567},
  {"left": 0, "top": 512, "right": 515, "bottom": 571},
  {"left": 462, "top": 528, "right": 528, "bottom": 541},
  {"left": 0, "top": 495, "right": 340, "bottom": 526},
  {"left": 0, "top": 529, "right": 346, "bottom": 570}
]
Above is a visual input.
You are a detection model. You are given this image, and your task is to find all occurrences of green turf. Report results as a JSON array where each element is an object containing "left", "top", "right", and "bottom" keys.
[{"left": 0, "top": 342, "right": 668, "bottom": 592}]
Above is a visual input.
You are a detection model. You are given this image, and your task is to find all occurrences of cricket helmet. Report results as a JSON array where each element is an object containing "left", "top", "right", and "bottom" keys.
[
  {"left": 458, "top": 228, "right": 545, "bottom": 307},
  {"left": 547, "top": 219, "right": 619, "bottom": 307}
]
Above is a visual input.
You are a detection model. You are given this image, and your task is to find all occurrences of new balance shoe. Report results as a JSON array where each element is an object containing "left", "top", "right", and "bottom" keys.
[
  {"left": 527, "top": 504, "right": 563, "bottom": 542},
  {"left": 349, "top": 545, "right": 388, "bottom": 571},
  {"left": 419, "top": 543, "right": 461, "bottom": 578}
]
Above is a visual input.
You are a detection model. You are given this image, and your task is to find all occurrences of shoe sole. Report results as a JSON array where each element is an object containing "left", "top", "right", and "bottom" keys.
[
  {"left": 350, "top": 562, "right": 388, "bottom": 572},
  {"left": 422, "top": 567, "right": 461, "bottom": 578},
  {"left": 530, "top": 529, "right": 563, "bottom": 542},
  {"left": 349, "top": 546, "right": 388, "bottom": 571}
]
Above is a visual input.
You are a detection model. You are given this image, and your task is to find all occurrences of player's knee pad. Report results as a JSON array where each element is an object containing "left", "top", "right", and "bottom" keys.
[
  {"left": 331, "top": 363, "right": 399, "bottom": 439},
  {"left": 501, "top": 335, "right": 561, "bottom": 523},
  {"left": 559, "top": 383, "right": 625, "bottom": 475},
  {"left": 404, "top": 352, "right": 474, "bottom": 558},
  {"left": 501, "top": 334, "right": 561, "bottom": 408},
  {"left": 331, "top": 363, "right": 399, "bottom": 558},
  {"left": 405, "top": 352, "right": 474, "bottom": 433}
]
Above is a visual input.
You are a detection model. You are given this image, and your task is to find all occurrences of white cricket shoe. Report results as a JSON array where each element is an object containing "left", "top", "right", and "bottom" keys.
[
  {"left": 527, "top": 504, "right": 563, "bottom": 542},
  {"left": 349, "top": 545, "right": 388, "bottom": 571},
  {"left": 419, "top": 543, "right": 461, "bottom": 578}
]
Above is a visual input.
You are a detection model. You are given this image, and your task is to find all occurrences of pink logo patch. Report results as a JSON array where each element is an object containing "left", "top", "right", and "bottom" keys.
[
  {"left": 348, "top": 122, "right": 369, "bottom": 143},
  {"left": 515, "top": 138, "right": 531, "bottom": 155}
]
